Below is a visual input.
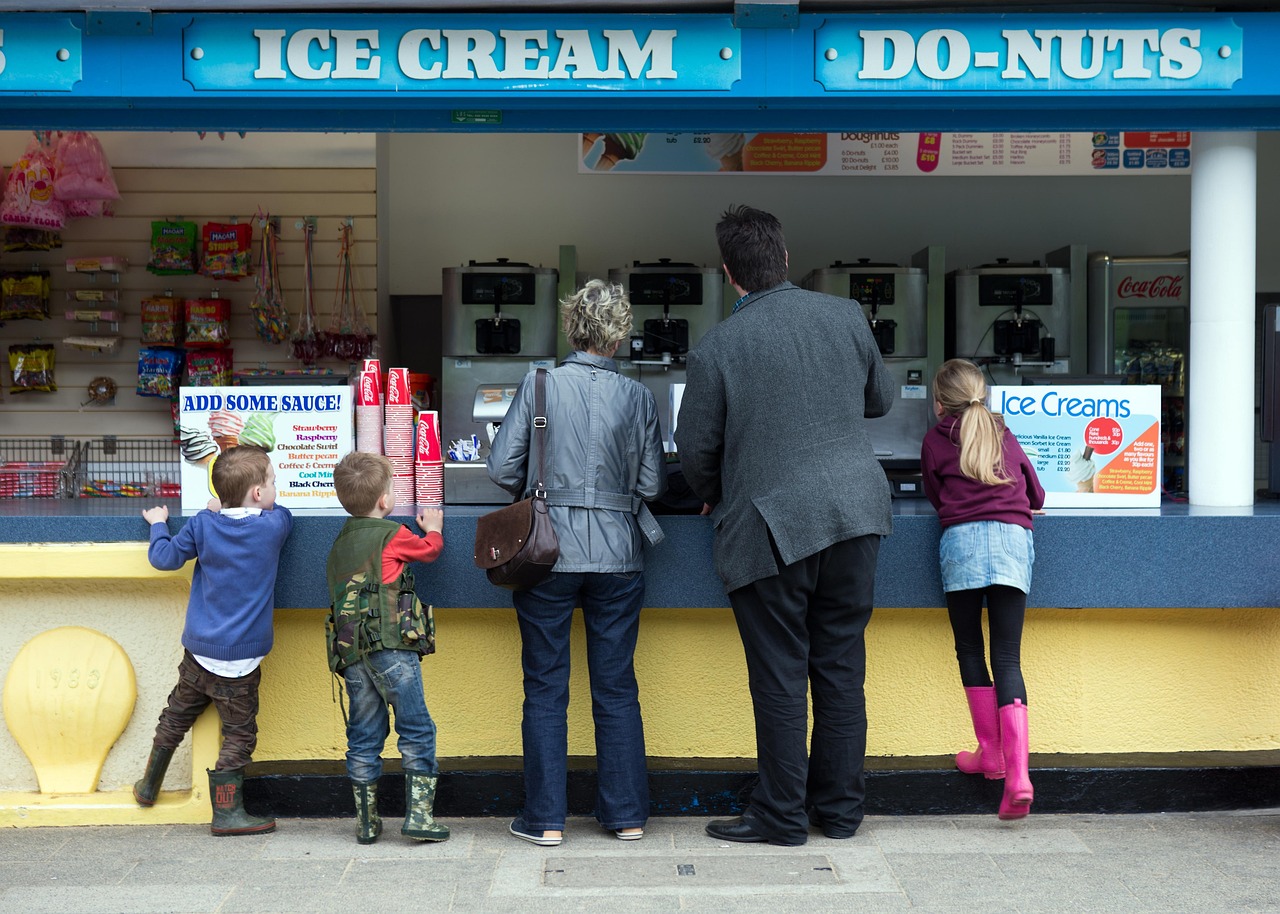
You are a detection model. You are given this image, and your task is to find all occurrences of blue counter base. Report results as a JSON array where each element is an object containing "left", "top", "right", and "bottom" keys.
[{"left": 242, "top": 752, "right": 1280, "bottom": 819}]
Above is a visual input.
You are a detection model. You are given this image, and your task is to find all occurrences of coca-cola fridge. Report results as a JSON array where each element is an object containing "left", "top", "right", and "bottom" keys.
[{"left": 1088, "top": 252, "right": 1188, "bottom": 496}]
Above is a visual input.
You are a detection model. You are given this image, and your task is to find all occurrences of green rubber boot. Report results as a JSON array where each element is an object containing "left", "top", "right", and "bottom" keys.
[
  {"left": 352, "top": 779, "right": 382, "bottom": 845},
  {"left": 208, "top": 768, "right": 276, "bottom": 836},
  {"left": 401, "top": 771, "right": 449, "bottom": 842},
  {"left": 133, "top": 745, "right": 175, "bottom": 807}
]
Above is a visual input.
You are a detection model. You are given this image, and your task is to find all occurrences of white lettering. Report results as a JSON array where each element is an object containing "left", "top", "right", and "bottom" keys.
[
  {"left": 253, "top": 29, "right": 287, "bottom": 79},
  {"left": 858, "top": 30, "right": 915, "bottom": 80},
  {"left": 398, "top": 29, "right": 442, "bottom": 79},
  {"left": 917, "top": 29, "right": 969, "bottom": 80},
  {"left": 550, "top": 30, "right": 604, "bottom": 79},
  {"left": 287, "top": 29, "right": 332, "bottom": 80},
  {"left": 602, "top": 29, "right": 677, "bottom": 79},
  {"left": 443, "top": 29, "right": 500, "bottom": 79},
  {"left": 500, "top": 29, "right": 549, "bottom": 79},
  {"left": 1159, "top": 28, "right": 1201, "bottom": 78},
  {"left": 331, "top": 30, "right": 380, "bottom": 80},
  {"left": 1058, "top": 30, "right": 1107, "bottom": 80},
  {"left": 1001, "top": 29, "right": 1053, "bottom": 80},
  {"left": 1106, "top": 30, "right": 1159, "bottom": 78}
]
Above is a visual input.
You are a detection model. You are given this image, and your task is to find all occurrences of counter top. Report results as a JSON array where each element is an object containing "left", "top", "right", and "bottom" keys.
[{"left": 3, "top": 499, "right": 1280, "bottom": 609}]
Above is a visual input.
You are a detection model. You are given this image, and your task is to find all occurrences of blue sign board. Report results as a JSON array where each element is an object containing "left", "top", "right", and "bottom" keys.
[
  {"left": 814, "top": 15, "right": 1244, "bottom": 93},
  {"left": 182, "top": 15, "right": 741, "bottom": 92},
  {"left": 0, "top": 15, "right": 82, "bottom": 92}
]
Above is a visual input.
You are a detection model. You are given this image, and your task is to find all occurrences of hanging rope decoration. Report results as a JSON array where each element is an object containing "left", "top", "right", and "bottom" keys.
[
  {"left": 290, "top": 217, "right": 320, "bottom": 365},
  {"left": 249, "top": 210, "right": 289, "bottom": 344},
  {"left": 320, "top": 221, "right": 376, "bottom": 362}
]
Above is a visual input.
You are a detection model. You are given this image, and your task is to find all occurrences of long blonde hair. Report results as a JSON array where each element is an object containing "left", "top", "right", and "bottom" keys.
[{"left": 933, "top": 359, "right": 1011, "bottom": 486}]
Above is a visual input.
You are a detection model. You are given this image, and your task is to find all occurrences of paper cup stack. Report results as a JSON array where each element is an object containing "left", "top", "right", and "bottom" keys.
[
  {"left": 354, "top": 359, "right": 383, "bottom": 455},
  {"left": 384, "top": 367, "right": 416, "bottom": 506},
  {"left": 415, "top": 410, "right": 445, "bottom": 506}
]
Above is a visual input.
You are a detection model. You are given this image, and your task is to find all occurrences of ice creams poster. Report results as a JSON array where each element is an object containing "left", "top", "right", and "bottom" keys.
[
  {"left": 177, "top": 386, "right": 353, "bottom": 511},
  {"left": 990, "top": 385, "right": 1162, "bottom": 508}
]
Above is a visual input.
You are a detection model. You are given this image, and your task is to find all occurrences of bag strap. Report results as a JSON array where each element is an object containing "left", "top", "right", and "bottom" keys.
[{"left": 532, "top": 368, "right": 551, "bottom": 498}]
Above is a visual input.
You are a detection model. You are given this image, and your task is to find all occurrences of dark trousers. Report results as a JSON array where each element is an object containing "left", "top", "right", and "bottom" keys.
[
  {"left": 727, "top": 533, "right": 879, "bottom": 844},
  {"left": 152, "top": 650, "right": 261, "bottom": 770},
  {"left": 946, "top": 585, "right": 1028, "bottom": 708}
]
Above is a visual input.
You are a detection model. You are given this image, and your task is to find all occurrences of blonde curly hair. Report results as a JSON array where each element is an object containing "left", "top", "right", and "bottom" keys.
[{"left": 561, "top": 279, "right": 633, "bottom": 355}]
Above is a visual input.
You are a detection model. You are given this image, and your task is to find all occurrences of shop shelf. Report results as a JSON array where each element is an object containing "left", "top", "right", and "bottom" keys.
[
  {"left": 0, "top": 437, "right": 83, "bottom": 499},
  {"left": 78, "top": 436, "right": 180, "bottom": 498}
]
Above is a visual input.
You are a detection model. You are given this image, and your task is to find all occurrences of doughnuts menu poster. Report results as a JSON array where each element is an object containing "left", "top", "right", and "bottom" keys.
[{"left": 178, "top": 385, "right": 353, "bottom": 512}]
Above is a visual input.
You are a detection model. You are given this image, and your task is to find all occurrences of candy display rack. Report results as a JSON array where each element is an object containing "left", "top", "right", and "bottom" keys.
[
  {"left": 78, "top": 435, "right": 180, "bottom": 498},
  {"left": 0, "top": 437, "right": 84, "bottom": 499}
]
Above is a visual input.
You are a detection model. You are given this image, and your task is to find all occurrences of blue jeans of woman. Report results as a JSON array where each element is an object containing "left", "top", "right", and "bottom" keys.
[
  {"left": 513, "top": 571, "right": 648, "bottom": 832},
  {"left": 343, "top": 648, "right": 438, "bottom": 782}
]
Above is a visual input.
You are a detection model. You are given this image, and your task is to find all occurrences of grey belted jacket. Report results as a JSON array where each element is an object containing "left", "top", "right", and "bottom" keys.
[{"left": 487, "top": 351, "right": 667, "bottom": 573}]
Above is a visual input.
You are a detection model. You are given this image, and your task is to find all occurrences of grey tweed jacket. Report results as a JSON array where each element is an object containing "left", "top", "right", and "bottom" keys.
[{"left": 674, "top": 281, "right": 894, "bottom": 592}]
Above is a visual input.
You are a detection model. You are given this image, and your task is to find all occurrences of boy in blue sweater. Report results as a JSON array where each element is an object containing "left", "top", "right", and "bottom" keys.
[{"left": 134, "top": 445, "right": 293, "bottom": 836}]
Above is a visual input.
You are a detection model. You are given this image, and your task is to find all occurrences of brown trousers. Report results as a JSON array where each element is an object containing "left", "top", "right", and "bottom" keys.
[{"left": 152, "top": 650, "right": 261, "bottom": 770}]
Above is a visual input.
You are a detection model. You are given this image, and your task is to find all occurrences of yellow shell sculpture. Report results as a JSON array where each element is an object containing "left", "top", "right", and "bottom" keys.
[{"left": 3, "top": 626, "right": 137, "bottom": 793}]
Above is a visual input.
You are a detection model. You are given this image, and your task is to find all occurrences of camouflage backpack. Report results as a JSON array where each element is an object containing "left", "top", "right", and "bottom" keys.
[{"left": 325, "top": 566, "right": 435, "bottom": 673}]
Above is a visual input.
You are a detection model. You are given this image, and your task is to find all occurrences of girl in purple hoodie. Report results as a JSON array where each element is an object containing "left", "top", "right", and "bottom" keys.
[{"left": 920, "top": 359, "right": 1045, "bottom": 820}]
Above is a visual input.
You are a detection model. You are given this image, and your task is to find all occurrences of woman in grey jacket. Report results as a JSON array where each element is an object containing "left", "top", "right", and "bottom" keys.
[{"left": 487, "top": 279, "right": 667, "bottom": 847}]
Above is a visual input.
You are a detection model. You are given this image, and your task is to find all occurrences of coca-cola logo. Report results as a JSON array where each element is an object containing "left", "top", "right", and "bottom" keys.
[
  {"left": 1117, "top": 274, "right": 1184, "bottom": 299},
  {"left": 388, "top": 383, "right": 403, "bottom": 405},
  {"left": 360, "top": 376, "right": 375, "bottom": 403}
]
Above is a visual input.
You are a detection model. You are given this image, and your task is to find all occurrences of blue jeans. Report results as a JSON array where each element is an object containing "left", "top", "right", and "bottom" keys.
[
  {"left": 343, "top": 648, "right": 438, "bottom": 782},
  {"left": 513, "top": 571, "right": 648, "bottom": 831}
]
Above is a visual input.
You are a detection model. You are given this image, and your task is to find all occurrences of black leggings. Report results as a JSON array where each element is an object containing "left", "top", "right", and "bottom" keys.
[{"left": 946, "top": 585, "right": 1027, "bottom": 708}]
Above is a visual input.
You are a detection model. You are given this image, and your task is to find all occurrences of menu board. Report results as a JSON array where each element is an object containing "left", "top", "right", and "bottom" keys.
[
  {"left": 579, "top": 131, "right": 1190, "bottom": 175},
  {"left": 177, "top": 385, "right": 353, "bottom": 511},
  {"left": 991, "top": 384, "right": 1162, "bottom": 508}
]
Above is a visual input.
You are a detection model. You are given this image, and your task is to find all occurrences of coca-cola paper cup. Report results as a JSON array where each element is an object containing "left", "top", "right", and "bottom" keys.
[
  {"left": 415, "top": 411, "right": 443, "bottom": 464},
  {"left": 386, "top": 367, "right": 411, "bottom": 409}
]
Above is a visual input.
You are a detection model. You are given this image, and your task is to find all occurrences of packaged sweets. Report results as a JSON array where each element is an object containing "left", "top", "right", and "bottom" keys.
[
  {"left": 147, "top": 220, "right": 198, "bottom": 275},
  {"left": 3, "top": 227, "right": 61, "bottom": 252},
  {"left": 140, "top": 296, "right": 184, "bottom": 345},
  {"left": 184, "top": 348, "right": 234, "bottom": 387},
  {"left": 183, "top": 297, "right": 231, "bottom": 347},
  {"left": 0, "top": 271, "right": 51, "bottom": 320},
  {"left": 0, "top": 138, "right": 66, "bottom": 230},
  {"left": 136, "top": 347, "right": 184, "bottom": 399},
  {"left": 9, "top": 343, "right": 56, "bottom": 393},
  {"left": 200, "top": 221, "right": 252, "bottom": 279}
]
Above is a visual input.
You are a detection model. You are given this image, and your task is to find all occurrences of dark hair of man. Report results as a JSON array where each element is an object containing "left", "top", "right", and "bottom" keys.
[
  {"left": 715, "top": 204, "right": 789, "bottom": 292},
  {"left": 211, "top": 445, "right": 271, "bottom": 508}
]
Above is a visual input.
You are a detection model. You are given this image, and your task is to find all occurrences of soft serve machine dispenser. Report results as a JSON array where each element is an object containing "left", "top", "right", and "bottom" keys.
[
  {"left": 608, "top": 259, "right": 724, "bottom": 450},
  {"left": 946, "top": 257, "right": 1071, "bottom": 386},
  {"left": 801, "top": 259, "right": 930, "bottom": 494},
  {"left": 441, "top": 259, "right": 559, "bottom": 504}
]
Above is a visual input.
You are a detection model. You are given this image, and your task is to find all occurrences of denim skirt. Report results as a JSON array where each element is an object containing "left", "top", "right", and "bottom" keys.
[{"left": 939, "top": 521, "right": 1035, "bottom": 594}]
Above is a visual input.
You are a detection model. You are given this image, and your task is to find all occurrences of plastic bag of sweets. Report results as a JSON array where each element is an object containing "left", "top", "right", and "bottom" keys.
[
  {"left": 9, "top": 343, "right": 56, "bottom": 393},
  {"left": 136, "top": 347, "right": 184, "bottom": 399},
  {"left": 0, "top": 270, "right": 51, "bottom": 320},
  {"left": 200, "top": 222, "right": 252, "bottom": 279},
  {"left": 184, "top": 348, "right": 234, "bottom": 387},
  {"left": 140, "top": 295, "right": 184, "bottom": 345},
  {"left": 183, "top": 297, "right": 231, "bottom": 347},
  {"left": 147, "top": 220, "right": 198, "bottom": 275},
  {"left": 0, "top": 138, "right": 66, "bottom": 230},
  {"left": 52, "top": 131, "right": 121, "bottom": 201}
]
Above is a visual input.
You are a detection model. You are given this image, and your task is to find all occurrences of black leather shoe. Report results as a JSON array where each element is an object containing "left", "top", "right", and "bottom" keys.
[
  {"left": 705, "top": 816, "right": 767, "bottom": 843},
  {"left": 807, "top": 807, "right": 859, "bottom": 839}
]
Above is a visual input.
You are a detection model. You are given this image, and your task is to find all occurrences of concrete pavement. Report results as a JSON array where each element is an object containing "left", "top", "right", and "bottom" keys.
[{"left": 2, "top": 810, "right": 1279, "bottom": 914}]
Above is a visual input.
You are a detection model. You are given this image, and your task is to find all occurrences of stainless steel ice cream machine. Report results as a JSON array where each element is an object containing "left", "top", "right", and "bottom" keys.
[
  {"left": 801, "top": 259, "right": 931, "bottom": 491},
  {"left": 441, "top": 259, "right": 559, "bottom": 503},
  {"left": 946, "top": 258, "right": 1072, "bottom": 386},
  {"left": 609, "top": 259, "right": 725, "bottom": 451}
]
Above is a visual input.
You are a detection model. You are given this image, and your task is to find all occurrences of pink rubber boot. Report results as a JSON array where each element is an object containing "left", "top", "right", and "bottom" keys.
[
  {"left": 956, "top": 686, "right": 1005, "bottom": 779},
  {"left": 998, "top": 699, "right": 1033, "bottom": 820}
]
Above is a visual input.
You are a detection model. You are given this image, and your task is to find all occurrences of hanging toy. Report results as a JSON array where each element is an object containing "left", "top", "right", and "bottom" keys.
[
  {"left": 290, "top": 217, "right": 320, "bottom": 365},
  {"left": 249, "top": 211, "right": 289, "bottom": 344},
  {"left": 320, "top": 220, "right": 376, "bottom": 362}
]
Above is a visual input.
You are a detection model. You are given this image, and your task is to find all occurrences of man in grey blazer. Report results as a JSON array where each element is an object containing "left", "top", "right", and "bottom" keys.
[{"left": 675, "top": 205, "right": 894, "bottom": 846}]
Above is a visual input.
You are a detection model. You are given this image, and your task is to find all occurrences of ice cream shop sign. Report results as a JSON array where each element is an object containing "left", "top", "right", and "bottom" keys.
[{"left": 178, "top": 386, "right": 353, "bottom": 512}]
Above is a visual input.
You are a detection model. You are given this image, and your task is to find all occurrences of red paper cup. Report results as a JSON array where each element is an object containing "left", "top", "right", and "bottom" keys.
[
  {"left": 386, "top": 367, "right": 411, "bottom": 408},
  {"left": 356, "top": 370, "right": 381, "bottom": 407},
  {"left": 415, "top": 411, "right": 442, "bottom": 463}
]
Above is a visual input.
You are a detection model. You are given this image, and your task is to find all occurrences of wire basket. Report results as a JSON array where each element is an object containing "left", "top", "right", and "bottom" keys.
[
  {"left": 79, "top": 436, "right": 181, "bottom": 498},
  {"left": 0, "top": 437, "right": 84, "bottom": 499}
]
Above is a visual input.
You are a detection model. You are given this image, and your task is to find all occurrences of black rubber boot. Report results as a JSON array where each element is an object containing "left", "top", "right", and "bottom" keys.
[
  {"left": 401, "top": 771, "right": 449, "bottom": 842},
  {"left": 208, "top": 768, "right": 276, "bottom": 836},
  {"left": 352, "top": 779, "right": 382, "bottom": 845},
  {"left": 133, "top": 745, "right": 175, "bottom": 807}
]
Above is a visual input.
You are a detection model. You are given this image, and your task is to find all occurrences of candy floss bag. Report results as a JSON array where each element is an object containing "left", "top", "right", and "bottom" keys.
[
  {"left": 1, "top": 137, "right": 66, "bottom": 230},
  {"left": 53, "top": 131, "right": 121, "bottom": 203}
]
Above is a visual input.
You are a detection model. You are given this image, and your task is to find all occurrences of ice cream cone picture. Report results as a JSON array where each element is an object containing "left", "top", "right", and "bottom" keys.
[
  {"left": 209, "top": 409, "right": 244, "bottom": 452},
  {"left": 1069, "top": 446, "right": 1098, "bottom": 493},
  {"left": 179, "top": 426, "right": 220, "bottom": 496},
  {"left": 239, "top": 412, "right": 278, "bottom": 451}
]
